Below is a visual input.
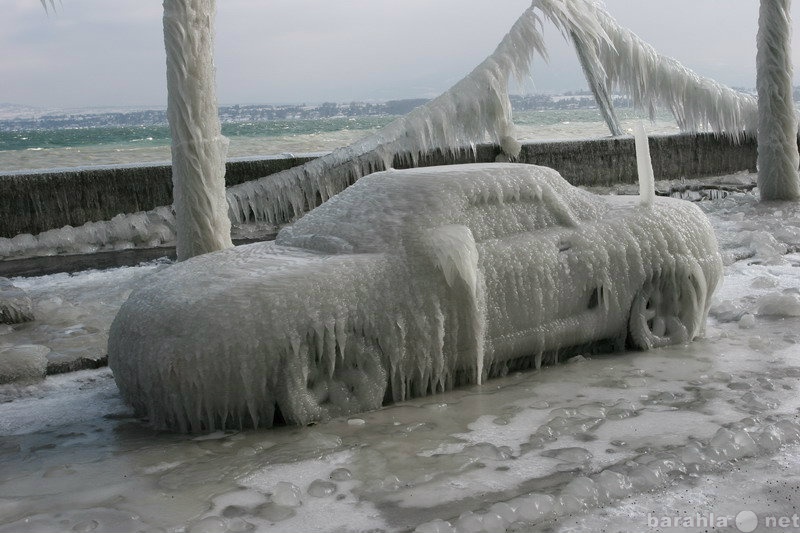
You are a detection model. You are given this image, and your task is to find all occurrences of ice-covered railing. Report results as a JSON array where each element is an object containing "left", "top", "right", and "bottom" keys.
[
  {"left": 225, "top": 4, "right": 547, "bottom": 227},
  {"left": 537, "top": 0, "right": 758, "bottom": 140}
]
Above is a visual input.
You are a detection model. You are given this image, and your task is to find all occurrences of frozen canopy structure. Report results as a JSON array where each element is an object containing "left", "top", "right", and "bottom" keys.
[
  {"left": 108, "top": 163, "right": 723, "bottom": 431},
  {"left": 538, "top": 0, "right": 758, "bottom": 140},
  {"left": 224, "top": 0, "right": 759, "bottom": 230}
]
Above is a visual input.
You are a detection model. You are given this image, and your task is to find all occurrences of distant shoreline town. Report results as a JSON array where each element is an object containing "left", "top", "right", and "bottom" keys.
[
  {"left": 0, "top": 93, "right": 620, "bottom": 131},
  {"left": 0, "top": 87, "right": 776, "bottom": 132},
  {"left": 0, "top": 92, "right": 663, "bottom": 131}
]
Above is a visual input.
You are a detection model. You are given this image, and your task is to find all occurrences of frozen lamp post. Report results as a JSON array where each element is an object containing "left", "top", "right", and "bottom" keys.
[
  {"left": 163, "top": 0, "right": 233, "bottom": 260},
  {"left": 756, "top": 0, "right": 800, "bottom": 201}
]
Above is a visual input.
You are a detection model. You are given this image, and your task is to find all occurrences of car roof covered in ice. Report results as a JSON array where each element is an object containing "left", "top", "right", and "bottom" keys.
[{"left": 276, "top": 163, "right": 604, "bottom": 254}]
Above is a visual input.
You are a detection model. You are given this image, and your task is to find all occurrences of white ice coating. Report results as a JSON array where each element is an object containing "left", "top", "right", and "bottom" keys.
[
  {"left": 0, "top": 207, "right": 177, "bottom": 260},
  {"left": 224, "top": 3, "right": 546, "bottom": 227},
  {"left": 0, "top": 344, "right": 49, "bottom": 384},
  {"left": 108, "top": 163, "right": 723, "bottom": 431},
  {"left": 164, "top": 0, "right": 233, "bottom": 260},
  {"left": 536, "top": 0, "right": 759, "bottom": 140},
  {"left": 756, "top": 0, "right": 800, "bottom": 201}
]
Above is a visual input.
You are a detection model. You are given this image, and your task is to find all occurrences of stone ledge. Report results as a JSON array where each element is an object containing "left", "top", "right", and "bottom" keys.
[{"left": 0, "top": 133, "right": 757, "bottom": 239}]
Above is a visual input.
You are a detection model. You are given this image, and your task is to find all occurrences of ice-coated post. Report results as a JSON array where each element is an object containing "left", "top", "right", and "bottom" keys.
[
  {"left": 163, "top": 0, "right": 233, "bottom": 260},
  {"left": 756, "top": 0, "right": 800, "bottom": 201},
  {"left": 634, "top": 122, "right": 655, "bottom": 207}
]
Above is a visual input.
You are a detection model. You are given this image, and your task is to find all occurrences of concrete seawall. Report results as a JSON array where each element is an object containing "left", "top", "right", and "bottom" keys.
[{"left": 0, "top": 132, "right": 756, "bottom": 239}]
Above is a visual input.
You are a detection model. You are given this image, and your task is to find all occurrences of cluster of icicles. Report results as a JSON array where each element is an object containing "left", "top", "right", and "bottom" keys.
[{"left": 537, "top": 0, "right": 757, "bottom": 139}]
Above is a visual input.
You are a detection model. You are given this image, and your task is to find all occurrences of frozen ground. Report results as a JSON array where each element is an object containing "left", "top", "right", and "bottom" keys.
[{"left": 1, "top": 173, "right": 800, "bottom": 533}]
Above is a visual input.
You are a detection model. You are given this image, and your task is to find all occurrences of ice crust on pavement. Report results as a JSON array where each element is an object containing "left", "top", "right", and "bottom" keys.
[
  {"left": 0, "top": 262, "right": 166, "bottom": 383},
  {"left": 108, "top": 163, "right": 722, "bottom": 431},
  {"left": 3, "top": 176, "right": 800, "bottom": 533},
  {"left": 0, "top": 278, "right": 34, "bottom": 324}
]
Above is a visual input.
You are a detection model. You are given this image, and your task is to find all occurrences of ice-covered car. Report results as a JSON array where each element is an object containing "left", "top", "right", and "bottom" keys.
[{"left": 108, "top": 163, "right": 723, "bottom": 431}]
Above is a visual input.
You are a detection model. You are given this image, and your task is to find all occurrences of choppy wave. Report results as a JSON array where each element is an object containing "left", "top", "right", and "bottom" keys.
[{"left": 0, "top": 109, "right": 678, "bottom": 173}]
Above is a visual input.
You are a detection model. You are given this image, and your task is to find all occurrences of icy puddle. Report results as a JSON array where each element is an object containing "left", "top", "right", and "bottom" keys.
[{"left": 2, "top": 182, "right": 800, "bottom": 532}]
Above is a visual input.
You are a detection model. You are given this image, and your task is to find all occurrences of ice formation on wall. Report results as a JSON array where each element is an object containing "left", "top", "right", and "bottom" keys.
[
  {"left": 756, "top": 0, "right": 800, "bottom": 201},
  {"left": 164, "top": 0, "right": 233, "bottom": 260},
  {"left": 224, "top": 3, "right": 546, "bottom": 228},
  {"left": 537, "top": 0, "right": 759, "bottom": 140},
  {"left": 15, "top": 0, "right": 766, "bottom": 262},
  {"left": 109, "top": 163, "right": 722, "bottom": 431},
  {"left": 0, "top": 207, "right": 176, "bottom": 260}
]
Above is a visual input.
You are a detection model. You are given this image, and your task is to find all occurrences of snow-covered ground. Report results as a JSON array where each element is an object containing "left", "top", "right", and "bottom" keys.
[{"left": 1, "top": 174, "right": 800, "bottom": 533}]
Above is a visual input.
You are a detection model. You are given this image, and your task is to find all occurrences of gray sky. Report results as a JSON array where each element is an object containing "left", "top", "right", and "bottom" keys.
[{"left": 1, "top": 0, "right": 796, "bottom": 109}]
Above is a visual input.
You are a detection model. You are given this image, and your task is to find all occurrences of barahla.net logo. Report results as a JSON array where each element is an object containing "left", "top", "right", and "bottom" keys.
[{"left": 648, "top": 510, "right": 800, "bottom": 531}]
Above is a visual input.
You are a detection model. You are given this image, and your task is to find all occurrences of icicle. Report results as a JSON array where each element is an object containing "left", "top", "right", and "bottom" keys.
[
  {"left": 537, "top": 0, "right": 758, "bottom": 140},
  {"left": 571, "top": 30, "right": 623, "bottom": 136},
  {"left": 633, "top": 122, "right": 655, "bottom": 207}
]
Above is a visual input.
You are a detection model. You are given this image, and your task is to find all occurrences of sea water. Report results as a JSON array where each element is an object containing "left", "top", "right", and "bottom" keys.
[{"left": 0, "top": 108, "right": 679, "bottom": 172}]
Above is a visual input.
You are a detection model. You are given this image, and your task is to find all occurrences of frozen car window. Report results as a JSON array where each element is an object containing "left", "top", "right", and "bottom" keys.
[
  {"left": 277, "top": 164, "right": 600, "bottom": 254},
  {"left": 459, "top": 184, "right": 581, "bottom": 242}
]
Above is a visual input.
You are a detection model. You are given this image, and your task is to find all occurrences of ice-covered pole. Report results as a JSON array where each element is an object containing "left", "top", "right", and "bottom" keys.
[
  {"left": 163, "top": 0, "right": 233, "bottom": 260},
  {"left": 756, "top": 0, "right": 800, "bottom": 201}
]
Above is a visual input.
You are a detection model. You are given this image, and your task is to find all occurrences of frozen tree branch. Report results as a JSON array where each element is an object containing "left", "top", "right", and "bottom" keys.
[{"left": 536, "top": 0, "right": 759, "bottom": 141}]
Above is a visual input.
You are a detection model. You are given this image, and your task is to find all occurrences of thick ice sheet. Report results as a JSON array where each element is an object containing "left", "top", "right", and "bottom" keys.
[
  {"left": 0, "top": 262, "right": 166, "bottom": 381},
  {"left": 1, "top": 181, "right": 799, "bottom": 532}
]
